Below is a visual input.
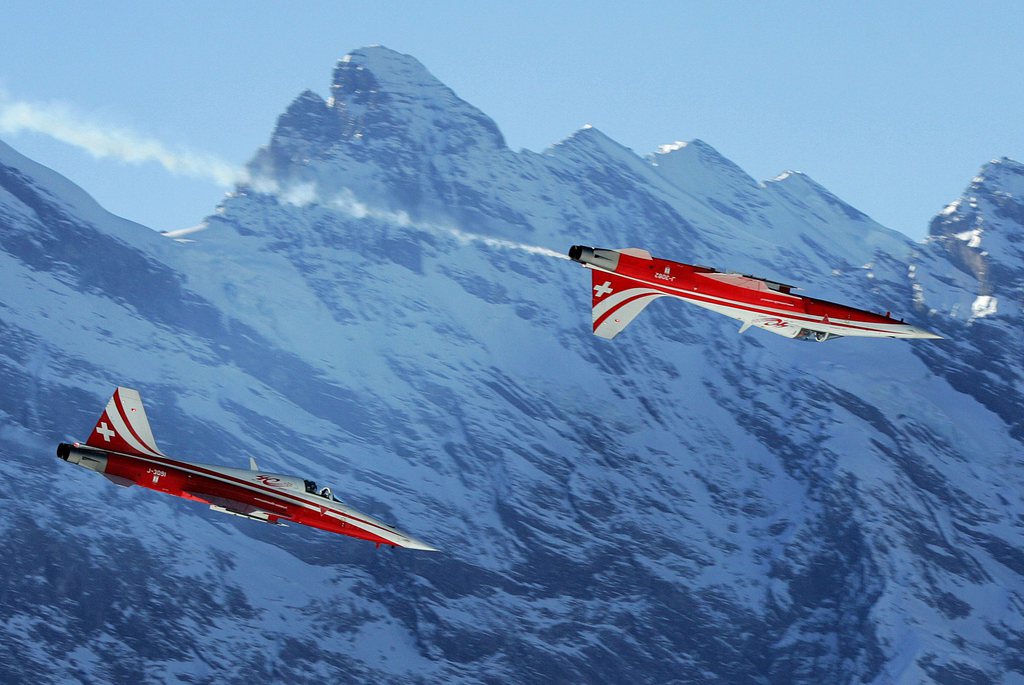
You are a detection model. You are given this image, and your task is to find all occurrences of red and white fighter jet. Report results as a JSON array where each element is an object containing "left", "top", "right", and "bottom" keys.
[
  {"left": 57, "top": 387, "right": 437, "bottom": 551},
  {"left": 568, "top": 245, "right": 941, "bottom": 342}
]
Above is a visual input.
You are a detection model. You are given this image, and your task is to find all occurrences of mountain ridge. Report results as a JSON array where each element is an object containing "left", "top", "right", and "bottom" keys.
[{"left": 0, "top": 45, "right": 1022, "bottom": 684}]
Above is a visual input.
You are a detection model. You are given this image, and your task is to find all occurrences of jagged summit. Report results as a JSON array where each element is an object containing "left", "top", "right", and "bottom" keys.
[
  {"left": 546, "top": 124, "right": 640, "bottom": 162},
  {"left": 766, "top": 169, "right": 870, "bottom": 222},
  {"left": 972, "top": 156, "right": 1024, "bottom": 190},
  {"left": 934, "top": 157, "right": 1024, "bottom": 217},
  {"left": 650, "top": 138, "right": 759, "bottom": 192},
  {"left": 271, "top": 89, "right": 334, "bottom": 149},
  {"left": 929, "top": 157, "right": 1024, "bottom": 241},
  {"left": 769, "top": 169, "right": 825, "bottom": 191},
  {"left": 324, "top": 45, "right": 504, "bottom": 151},
  {"left": 925, "top": 157, "right": 1024, "bottom": 301},
  {"left": 330, "top": 46, "right": 446, "bottom": 104},
  {"left": 248, "top": 45, "right": 507, "bottom": 198}
]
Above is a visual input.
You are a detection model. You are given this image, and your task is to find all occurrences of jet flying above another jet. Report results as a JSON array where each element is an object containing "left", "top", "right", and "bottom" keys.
[
  {"left": 568, "top": 245, "right": 942, "bottom": 342},
  {"left": 57, "top": 387, "right": 437, "bottom": 551}
]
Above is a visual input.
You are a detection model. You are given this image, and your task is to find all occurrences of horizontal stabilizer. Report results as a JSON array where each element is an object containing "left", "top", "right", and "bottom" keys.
[{"left": 102, "top": 473, "right": 135, "bottom": 488}]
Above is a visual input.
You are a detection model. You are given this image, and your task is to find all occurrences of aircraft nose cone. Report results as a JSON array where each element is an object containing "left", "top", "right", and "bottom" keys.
[
  {"left": 401, "top": 535, "right": 440, "bottom": 552},
  {"left": 910, "top": 326, "right": 943, "bottom": 339}
]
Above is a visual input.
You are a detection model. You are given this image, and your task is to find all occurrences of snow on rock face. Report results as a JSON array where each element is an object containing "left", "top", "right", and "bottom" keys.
[
  {"left": 912, "top": 158, "right": 1024, "bottom": 324},
  {"left": 248, "top": 45, "right": 508, "bottom": 221},
  {"left": 651, "top": 138, "right": 760, "bottom": 194},
  {"left": 269, "top": 89, "right": 338, "bottom": 157},
  {"left": 926, "top": 158, "right": 1024, "bottom": 294},
  {"left": 330, "top": 46, "right": 505, "bottom": 150},
  {"left": 2, "top": 45, "right": 1024, "bottom": 685},
  {"left": 908, "top": 157, "right": 1024, "bottom": 448}
]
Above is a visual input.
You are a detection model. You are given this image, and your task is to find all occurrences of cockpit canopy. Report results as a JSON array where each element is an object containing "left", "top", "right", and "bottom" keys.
[{"left": 304, "top": 480, "right": 338, "bottom": 501}]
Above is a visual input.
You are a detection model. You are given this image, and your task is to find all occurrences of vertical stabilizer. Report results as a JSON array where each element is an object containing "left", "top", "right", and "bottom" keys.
[
  {"left": 85, "top": 387, "right": 165, "bottom": 457},
  {"left": 590, "top": 270, "right": 665, "bottom": 339}
]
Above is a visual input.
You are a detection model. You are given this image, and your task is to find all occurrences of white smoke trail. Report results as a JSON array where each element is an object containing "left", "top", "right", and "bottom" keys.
[
  {"left": 446, "top": 227, "right": 569, "bottom": 260},
  {"left": 0, "top": 91, "right": 566, "bottom": 260},
  {"left": 0, "top": 94, "right": 243, "bottom": 187},
  {"left": 321, "top": 189, "right": 567, "bottom": 260}
]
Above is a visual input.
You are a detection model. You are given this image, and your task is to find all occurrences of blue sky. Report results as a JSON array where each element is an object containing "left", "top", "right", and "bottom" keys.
[{"left": 1, "top": 1, "right": 1022, "bottom": 238}]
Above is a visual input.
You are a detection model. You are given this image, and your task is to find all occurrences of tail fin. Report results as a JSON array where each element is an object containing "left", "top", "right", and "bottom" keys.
[
  {"left": 85, "top": 387, "right": 165, "bottom": 457},
  {"left": 590, "top": 270, "right": 665, "bottom": 339}
]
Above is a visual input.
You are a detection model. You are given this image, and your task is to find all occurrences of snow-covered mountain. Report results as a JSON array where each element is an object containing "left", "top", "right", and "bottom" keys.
[{"left": 1, "top": 46, "right": 1022, "bottom": 684}]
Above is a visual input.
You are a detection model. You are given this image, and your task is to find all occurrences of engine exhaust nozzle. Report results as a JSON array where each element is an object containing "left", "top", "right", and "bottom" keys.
[
  {"left": 567, "top": 245, "right": 620, "bottom": 272},
  {"left": 55, "top": 443, "right": 109, "bottom": 473}
]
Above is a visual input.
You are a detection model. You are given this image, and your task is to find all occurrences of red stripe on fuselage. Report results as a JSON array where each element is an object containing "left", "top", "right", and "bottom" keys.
[
  {"left": 598, "top": 264, "right": 899, "bottom": 334},
  {"left": 94, "top": 447, "right": 393, "bottom": 537}
]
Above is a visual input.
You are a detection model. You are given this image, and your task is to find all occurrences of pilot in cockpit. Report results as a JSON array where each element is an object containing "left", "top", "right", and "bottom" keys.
[{"left": 304, "top": 479, "right": 336, "bottom": 501}]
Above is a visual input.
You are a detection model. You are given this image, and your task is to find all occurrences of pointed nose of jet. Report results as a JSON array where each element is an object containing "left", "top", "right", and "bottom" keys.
[
  {"left": 887, "top": 325, "right": 942, "bottom": 339},
  {"left": 400, "top": 535, "right": 440, "bottom": 552},
  {"left": 906, "top": 325, "right": 943, "bottom": 339}
]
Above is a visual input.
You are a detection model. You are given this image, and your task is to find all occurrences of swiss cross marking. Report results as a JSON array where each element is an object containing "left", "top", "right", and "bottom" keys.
[
  {"left": 594, "top": 281, "right": 613, "bottom": 298},
  {"left": 95, "top": 422, "right": 115, "bottom": 442}
]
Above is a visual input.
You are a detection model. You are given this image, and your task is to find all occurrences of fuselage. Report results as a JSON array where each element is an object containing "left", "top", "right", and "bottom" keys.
[
  {"left": 572, "top": 245, "right": 940, "bottom": 340},
  {"left": 57, "top": 442, "right": 436, "bottom": 550}
]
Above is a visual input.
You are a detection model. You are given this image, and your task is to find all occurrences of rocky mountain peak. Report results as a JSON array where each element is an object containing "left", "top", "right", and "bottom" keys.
[
  {"left": 972, "top": 156, "right": 1024, "bottom": 193},
  {"left": 248, "top": 46, "right": 508, "bottom": 201},
  {"left": 324, "top": 45, "right": 505, "bottom": 151},
  {"left": 926, "top": 157, "right": 1024, "bottom": 299},
  {"left": 765, "top": 169, "right": 871, "bottom": 223},
  {"left": 650, "top": 138, "right": 759, "bottom": 191},
  {"left": 329, "top": 46, "right": 442, "bottom": 103},
  {"left": 269, "top": 89, "right": 336, "bottom": 150},
  {"left": 546, "top": 125, "right": 641, "bottom": 166}
]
